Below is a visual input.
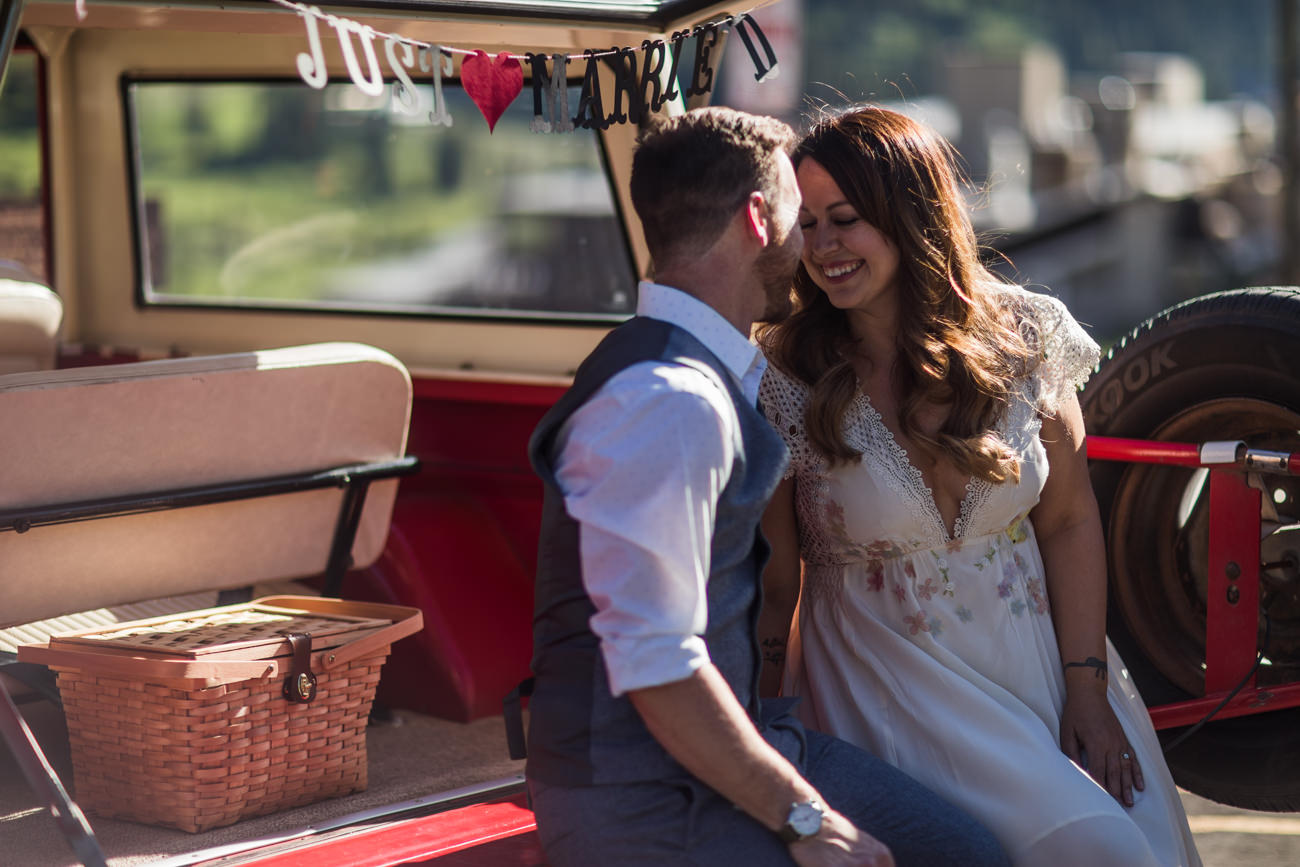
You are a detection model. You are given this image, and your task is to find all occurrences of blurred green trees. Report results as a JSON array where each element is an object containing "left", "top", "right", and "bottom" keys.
[
  {"left": 0, "top": 52, "right": 40, "bottom": 196},
  {"left": 803, "top": 0, "right": 1273, "bottom": 102}
]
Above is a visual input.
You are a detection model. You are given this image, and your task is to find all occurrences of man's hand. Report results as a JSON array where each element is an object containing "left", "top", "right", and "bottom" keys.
[
  {"left": 790, "top": 809, "right": 894, "bottom": 867},
  {"left": 630, "top": 667, "right": 893, "bottom": 864}
]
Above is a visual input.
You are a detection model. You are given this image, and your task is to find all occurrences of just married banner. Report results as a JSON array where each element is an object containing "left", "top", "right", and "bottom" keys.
[{"left": 270, "top": 0, "right": 781, "bottom": 133}]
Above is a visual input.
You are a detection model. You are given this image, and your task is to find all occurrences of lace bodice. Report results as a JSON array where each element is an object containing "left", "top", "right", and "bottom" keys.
[
  {"left": 759, "top": 286, "right": 1099, "bottom": 564},
  {"left": 1012, "top": 287, "right": 1102, "bottom": 418}
]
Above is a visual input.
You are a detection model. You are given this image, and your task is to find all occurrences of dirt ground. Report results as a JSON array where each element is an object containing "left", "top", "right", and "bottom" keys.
[{"left": 1182, "top": 789, "right": 1300, "bottom": 865}]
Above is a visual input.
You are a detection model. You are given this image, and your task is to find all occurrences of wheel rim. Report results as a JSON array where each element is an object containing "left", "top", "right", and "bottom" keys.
[{"left": 1108, "top": 398, "right": 1300, "bottom": 695}]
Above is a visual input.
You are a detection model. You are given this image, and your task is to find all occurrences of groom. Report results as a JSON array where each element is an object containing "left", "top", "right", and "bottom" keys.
[{"left": 524, "top": 107, "right": 1007, "bottom": 867}]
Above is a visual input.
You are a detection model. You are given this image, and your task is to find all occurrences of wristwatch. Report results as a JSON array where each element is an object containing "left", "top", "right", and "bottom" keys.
[{"left": 778, "top": 799, "right": 825, "bottom": 843}]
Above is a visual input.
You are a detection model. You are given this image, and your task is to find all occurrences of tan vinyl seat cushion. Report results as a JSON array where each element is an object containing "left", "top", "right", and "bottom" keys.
[
  {"left": 0, "top": 343, "right": 413, "bottom": 627},
  {"left": 0, "top": 269, "right": 62, "bottom": 375}
]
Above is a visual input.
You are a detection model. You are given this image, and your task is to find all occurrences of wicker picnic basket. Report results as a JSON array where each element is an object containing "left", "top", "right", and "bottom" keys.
[{"left": 18, "top": 595, "right": 422, "bottom": 833}]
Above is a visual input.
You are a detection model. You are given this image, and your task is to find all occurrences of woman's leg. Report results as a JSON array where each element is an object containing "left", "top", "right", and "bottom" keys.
[
  {"left": 1018, "top": 812, "right": 1161, "bottom": 867},
  {"left": 801, "top": 728, "right": 1011, "bottom": 867}
]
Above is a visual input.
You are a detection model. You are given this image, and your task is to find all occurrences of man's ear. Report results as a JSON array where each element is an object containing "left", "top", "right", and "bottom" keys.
[{"left": 746, "top": 191, "right": 769, "bottom": 247}]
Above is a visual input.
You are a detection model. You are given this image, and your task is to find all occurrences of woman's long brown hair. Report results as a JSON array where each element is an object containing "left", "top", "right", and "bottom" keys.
[{"left": 759, "top": 105, "right": 1036, "bottom": 484}]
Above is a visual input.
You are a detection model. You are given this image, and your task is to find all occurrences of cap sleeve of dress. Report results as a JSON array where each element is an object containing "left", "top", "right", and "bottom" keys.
[
  {"left": 1012, "top": 287, "right": 1101, "bottom": 417},
  {"left": 759, "top": 361, "right": 814, "bottom": 481}
]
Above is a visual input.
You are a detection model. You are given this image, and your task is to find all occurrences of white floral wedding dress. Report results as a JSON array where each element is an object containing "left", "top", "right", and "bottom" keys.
[{"left": 759, "top": 287, "right": 1200, "bottom": 866}]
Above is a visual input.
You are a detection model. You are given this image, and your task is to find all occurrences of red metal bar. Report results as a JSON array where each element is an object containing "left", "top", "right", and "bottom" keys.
[
  {"left": 1149, "top": 682, "right": 1300, "bottom": 729},
  {"left": 1205, "top": 471, "right": 1262, "bottom": 694},
  {"left": 237, "top": 794, "right": 542, "bottom": 866},
  {"left": 1088, "top": 434, "right": 1300, "bottom": 731},
  {"left": 1085, "top": 436, "right": 1202, "bottom": 466}
]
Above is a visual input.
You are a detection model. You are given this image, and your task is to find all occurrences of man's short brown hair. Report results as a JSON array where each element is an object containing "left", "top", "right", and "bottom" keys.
[{"left": 630, "top": 107, "right": 796, "bottom": 271}]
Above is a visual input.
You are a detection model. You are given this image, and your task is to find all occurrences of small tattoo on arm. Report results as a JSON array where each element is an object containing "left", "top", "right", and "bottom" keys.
[
  {"left": 762, "top": 637, "right": 787, "bottom": 668},
  {"left": 1063, "top": 656, "right": 1108, "bottom": 680}
]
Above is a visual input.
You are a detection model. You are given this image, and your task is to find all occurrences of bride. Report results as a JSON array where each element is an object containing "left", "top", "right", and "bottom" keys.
[{"left": 756, "top": 104, "right": 1201, "bottom": 866}]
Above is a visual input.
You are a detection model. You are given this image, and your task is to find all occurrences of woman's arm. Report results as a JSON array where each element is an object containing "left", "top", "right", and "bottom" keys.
[
  {"left": 1031, "top": 391, "right": 1145, "bottom": 807},
  {"left": 759, "top": 477, "right": 801, "bottom": 698}
]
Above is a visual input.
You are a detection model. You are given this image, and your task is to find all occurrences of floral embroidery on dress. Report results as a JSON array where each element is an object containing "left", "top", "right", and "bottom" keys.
[
  {"left": 866, "top": 563, "right": 885, "bottom": 592},
  {"left": 927, "top": 615, "right": 944, "bottom": 636},
  {"left": 825, "top": 496, "right": 913, "bottom": 564},
  {"left": 1002, "top": 558, "right": 1021, "bottom": 583},
  {"left": 986, "top": 544, "right": 1051, "bottom": 618},
  {"left": 869, "top": 540, "right": 907, "bottom": 559},
  {"left": 903, "top": 610, "right": 930, "bottom": 635},
  {"left": 937, "top": 561, "right": 951, "bottom": 585},
  {"left": 1027, "top": 577, "right": 1050, "bottom": 615},
  {"left": 956, "top": 605, "right": 974, "bottom": 623},
  {"left": 916, "top": 577, "right": 939, "bottom": 601},
  {"left": 1006, "top": 515, "right": 1030, "bottom": 544},
  {"left": 892, "top": 583, "right": 908, "bottom": 602},
  {"left": 932, "top": 552, "right": 956, "bottom": 596}
]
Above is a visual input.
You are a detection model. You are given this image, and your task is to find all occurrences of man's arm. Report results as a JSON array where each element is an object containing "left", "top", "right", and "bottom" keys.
[
  {"left": 630, "top": 665, "right": 893, "bottom": 867},
  {"left": 557, "top": 365, "right": 890, "bottom": 865}
]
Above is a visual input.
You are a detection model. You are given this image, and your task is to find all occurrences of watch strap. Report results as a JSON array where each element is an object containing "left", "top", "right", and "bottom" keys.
[{"left": 778, "top": 799, "right": 824, "bottom": 843}]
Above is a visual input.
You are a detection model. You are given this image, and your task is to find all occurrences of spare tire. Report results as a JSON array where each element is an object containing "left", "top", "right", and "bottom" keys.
[{"left": 1081, "top": 286, "right": 1300, "bottom": 811}]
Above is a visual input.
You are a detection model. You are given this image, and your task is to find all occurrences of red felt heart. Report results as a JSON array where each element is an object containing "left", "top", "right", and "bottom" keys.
[{"left": 461, "top": 50, "right": 523, "bottom": 133}]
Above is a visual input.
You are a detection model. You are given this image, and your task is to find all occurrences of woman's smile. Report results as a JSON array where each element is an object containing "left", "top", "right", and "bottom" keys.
[{"left": 820, "top": 260, "right": 863, "bottom": 280}]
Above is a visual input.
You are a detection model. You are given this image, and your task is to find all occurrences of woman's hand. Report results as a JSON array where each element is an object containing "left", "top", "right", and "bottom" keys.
[{"left": 1059, "top": 676, "right": 1144, "bottom": 807}]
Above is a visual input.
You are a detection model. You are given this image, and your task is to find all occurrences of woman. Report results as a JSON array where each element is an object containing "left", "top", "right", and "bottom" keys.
[{"left": 756, "top": 105, "right": 1200, "bottom": 866}]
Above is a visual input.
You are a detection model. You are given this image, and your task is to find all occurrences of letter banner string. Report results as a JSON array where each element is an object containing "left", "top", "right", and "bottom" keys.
[{"left": 265, "top": 0, "right": 779, "bottom": 133}]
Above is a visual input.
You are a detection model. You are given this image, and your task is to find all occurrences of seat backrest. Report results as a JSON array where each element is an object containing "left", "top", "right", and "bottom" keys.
[
  {"left": 0, "top": 342, "right": 412, "bottom": 627},
  {"left": 0, "top": 263, "right": 62, "bottom": 375}
]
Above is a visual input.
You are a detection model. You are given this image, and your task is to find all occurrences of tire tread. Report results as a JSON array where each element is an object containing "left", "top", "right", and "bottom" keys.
[{"left": 1096, "top": 286, "right": 1300, "bottom": 374}]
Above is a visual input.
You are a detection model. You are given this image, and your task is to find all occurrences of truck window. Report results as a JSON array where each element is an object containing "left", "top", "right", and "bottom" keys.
[
  {"left": 0, "top": 50, "right": 46, "bottom": 284},
  {"left": 127, "top": 78, "right": 636, "bottom": 321}
]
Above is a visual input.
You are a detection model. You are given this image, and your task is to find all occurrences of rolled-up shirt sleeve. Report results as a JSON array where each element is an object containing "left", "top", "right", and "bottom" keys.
[{"left": 553, "top": 361, "right": 736, "bottom": 696}]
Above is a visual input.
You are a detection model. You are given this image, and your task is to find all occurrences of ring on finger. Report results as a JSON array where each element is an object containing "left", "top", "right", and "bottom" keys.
[{"left": 1121, "top": 751, "right": 1132, "bottom": 761}]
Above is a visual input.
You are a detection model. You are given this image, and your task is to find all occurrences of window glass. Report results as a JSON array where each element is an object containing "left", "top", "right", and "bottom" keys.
[
  {"left": 0, "top": 51, "right": 47, "bottom": 283},
  {"left": 130, "top": 80, "right": 635, "bottom": 320}
]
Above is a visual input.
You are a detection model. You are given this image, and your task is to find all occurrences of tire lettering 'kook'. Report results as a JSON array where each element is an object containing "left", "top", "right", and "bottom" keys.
[{"left": 1089, "top": 341, "right": 1179, "bottom": 426}]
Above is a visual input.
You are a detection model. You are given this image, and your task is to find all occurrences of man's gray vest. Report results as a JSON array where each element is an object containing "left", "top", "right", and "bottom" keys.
[{"left": 526, "top": 316, "right": 789, "bottom": 787}]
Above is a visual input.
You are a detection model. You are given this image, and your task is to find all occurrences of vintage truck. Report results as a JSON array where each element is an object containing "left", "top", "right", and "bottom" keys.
[{"left": 0, "top": 0, "right": 1297, "bottom": 864}]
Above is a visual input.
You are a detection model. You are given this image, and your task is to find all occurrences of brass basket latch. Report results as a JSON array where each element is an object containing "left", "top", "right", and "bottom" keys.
[{"left": 282, "top": 632, "right": 318, "bottom": 703}]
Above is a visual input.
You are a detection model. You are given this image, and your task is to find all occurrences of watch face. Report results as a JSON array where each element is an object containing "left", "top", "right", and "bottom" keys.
[{"left": 788, "top": 801, "right": 823, "bottom": 836}]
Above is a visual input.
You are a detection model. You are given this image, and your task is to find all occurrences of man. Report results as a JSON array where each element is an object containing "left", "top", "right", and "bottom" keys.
[{"left": 525, "top": 107, "right": 1007, "bottom": 867}]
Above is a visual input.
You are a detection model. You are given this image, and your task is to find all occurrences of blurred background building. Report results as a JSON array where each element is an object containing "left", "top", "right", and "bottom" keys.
[{"left": 719, "top": 0, "right": 1283, "bottom": 342}]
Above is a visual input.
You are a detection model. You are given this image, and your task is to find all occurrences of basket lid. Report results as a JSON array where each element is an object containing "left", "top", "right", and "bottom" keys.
[
  {"left": 47, "top": 600, "right": 392, "bottom": 661},
  {"left": 17, "top": 596, "right": 424, "bottom": 688}
]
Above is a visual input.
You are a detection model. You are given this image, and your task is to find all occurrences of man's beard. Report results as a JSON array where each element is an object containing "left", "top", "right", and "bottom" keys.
[{"left": 755, "top": 225, "right": 799, "bottom": 324}]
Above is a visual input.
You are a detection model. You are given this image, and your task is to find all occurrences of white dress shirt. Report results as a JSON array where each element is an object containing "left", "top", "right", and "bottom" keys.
[{"left": 552, "top": 281, "right": 766, "bottom": 696}]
